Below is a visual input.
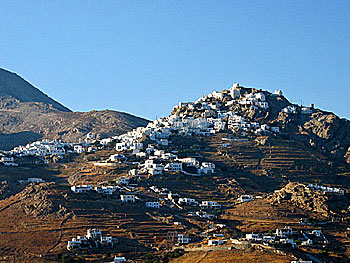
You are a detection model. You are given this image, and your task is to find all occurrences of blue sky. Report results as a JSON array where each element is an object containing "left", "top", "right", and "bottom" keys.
[{"left": 1, "top": 1, "right": 349, "bottom": 120}]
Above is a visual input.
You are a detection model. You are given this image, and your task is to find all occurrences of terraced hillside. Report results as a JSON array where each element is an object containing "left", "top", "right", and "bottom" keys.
[{"left": 0, "top": 131, "right": 348, "bottom": 262}]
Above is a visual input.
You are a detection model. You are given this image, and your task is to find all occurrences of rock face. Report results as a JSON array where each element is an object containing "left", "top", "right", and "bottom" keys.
[
  {"left": 269, "top": 183, "right": 350, "bottom": 218},
  {"left": 171, "top": 86, "right": 350, "bottom": 162},
  {"left": 269, "top": 183, "right": 331, "bottom": 217},
  {"left": 344, "top": 147, "right": 350, "bottom": 164},
  {"left": 0, "top": 69, "right": 149, "bottom": 149},
  {"left": 18, "top": 183, "right": 68, "bottom": 219},
  {"left": 303, "top": 113, "right": 339, "bottom": 140}
]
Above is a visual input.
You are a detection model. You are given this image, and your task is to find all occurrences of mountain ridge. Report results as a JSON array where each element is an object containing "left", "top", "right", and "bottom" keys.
[
  {"left": 0, "top": 68, "right": 149, "bottom": 149},
  {"left": 0, "top": 68, "right": 71, "bottom": 112}
]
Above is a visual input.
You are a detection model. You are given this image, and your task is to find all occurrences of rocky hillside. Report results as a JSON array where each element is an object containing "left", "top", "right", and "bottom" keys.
[
  {"left": 0, "top": 69, "right": 149, "bottom": 149},
  {"left": 171, "top": 85, "right": 350, "bottom": 163},
  {"left": 269, "top": 182, "right": 350, "bottom": 218}
]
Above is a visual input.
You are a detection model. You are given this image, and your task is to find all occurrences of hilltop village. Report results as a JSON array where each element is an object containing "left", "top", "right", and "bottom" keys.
[{"left": 0, "top": 83, "right": 349, "bottom": 263}]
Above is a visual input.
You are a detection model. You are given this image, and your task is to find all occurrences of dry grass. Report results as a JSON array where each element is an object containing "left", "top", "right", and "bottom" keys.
[{"left": 170, "top": 250, "right": 292, "bottom": 263}]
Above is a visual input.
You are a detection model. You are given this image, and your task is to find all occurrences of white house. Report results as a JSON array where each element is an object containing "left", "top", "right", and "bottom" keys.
[
  {"left": 275, "top": 227, "right": 293, "bottom": 237},
  {"left": 178, "top": 198, "right": 198, "bottom": 206},
  {"left": 28, "top": 178, "right": 45, "bottom": 183},
  {"left": 145, "top": 202, "right": 160, "bottom": 208},
  {"left": 86, "top": 229, "right": 102, "bottom": 239},
  {"left": 109, "top": 154, "right": 125, "bottom": 162},
  {"left": 68, "top": 228, "right": 117, "bottom": 251},
  {"left": 116, "top": 177, "right": 129, "bottom": 185},
  {"left": 271, "top": 127, "right": 280, "bottom": 133},
  {"left": 120, "top": 195, "right": 136, "bottom": 203},
  {"left": 115, "top": 142, "right": 128, "bottom": 152},
  {"left": 164, "top": 162, "right": 183, "bottom": 172},
  {"left": 229, "top": 83, "right": 240, "bottom": 99},
  {"left": 238, "top": 195, "right": 253, "bottom": 203},
  {"left": 256, "top": 101, "right": 269, "bottom": 109},
  {"left": 1, "top": 157, "right": 14, "bottom": 163},
  {"left": 86, "top": 133, "right": 94, "bottom": 140},
  {"left": 281, "top": 105, "right": 297, "bottom": 114},
  {"left": 211, "top": 91, "right": 224, "bottom": 100},
  {"left": 100, "top": 137, "right": 113, "bottom": 146},
  {"left": 177, "top": 157, "right": 200, "bottom": 167},
  {"left": 245, "top": 233, "right": 260, "bottom": 241},
  {"left": 301, "top": 107, "right": 313, "bottom": 114},
  {"left": 214, "top": 120, "right": 226, "bottom": 131},
  {"left": 74, "top": 145, "right": 85, "bottom": 154},
  {"left": 177, "top": 234, "right": 190, "bottom": 245},
  {"left": 200, "top": 201, "right": 221, "bottom": 209},
  {"left": 94, "top": 186, "right": 117, "bottom": 195},
  {"left": 112, "top": 256, "right": 127, "bottom": 263},
  {"left": 129, "top": 169, "right": 138, "bottom": 176},
  {"left": 196, "top": 211, "right": 214, "bottom": 219},
  {"left": 199, "top": 162, "right": 215, "bottom": 174},
  {"left": 71, "top": 185, "right": 93, "bottom": 193},
  {"left": 274, "top": 90, "right": 283, "bottom": 96}
]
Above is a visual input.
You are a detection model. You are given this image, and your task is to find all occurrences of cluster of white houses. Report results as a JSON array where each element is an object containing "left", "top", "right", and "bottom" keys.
[
  {"left": 71, "top": 180, "right": 159, "bottom": 207},
  {"left": 4, "top": 83, "right": 319, "bottom": 173},
  {"left": 113, "top": 138, "right": 216, "bottom": 176},
  {"left": 111, "top": 83, "right": 286, "bottom": 160},
  {"left": 8, "top": 138, "right": 100, "bottom": 158},
  {"left": 0, "top": 155, "right": 18, "bottom": 166},
  {"left": 308, "top": 183, "right": 345, "bottom": 195},
  {"left": 137, "top": 157, "right": 215, "bottom": 176},
  {"left": 67, "top": 229, "right": 118, "bottom": 250},
  {"left": 148, "top": 185, "right": 222, "bottom": 220},
  {"left": 71, "top": 185, "right": 119, "bottom": 195},
  {"left": 10, "top": 139, "right": 68, "bottom": 157},
  {"left": 244, "top": 227, "right": 329, "bottom": 248}
]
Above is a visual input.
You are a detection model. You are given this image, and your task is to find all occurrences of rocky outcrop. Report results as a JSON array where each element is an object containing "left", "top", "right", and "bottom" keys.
[
  {"left": 345, "top": 147, "right": 350, "bottom": 164},
  {"left": 269, "top": 182, "right": 331, "bottom": 218},
  {"left": 303, "top": 113, "right": 340, "bottom": 140},
  {"left": 18, "top": 183, "right": 68, "bottom": 218}
]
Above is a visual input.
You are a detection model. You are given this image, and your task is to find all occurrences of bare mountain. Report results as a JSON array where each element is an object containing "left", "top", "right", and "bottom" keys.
[
  {"left": 0, "top": 68, "right": 71, "bottom": 112},
  {"left": 0, "top": 69, "right": 149, "bottom": 149}
]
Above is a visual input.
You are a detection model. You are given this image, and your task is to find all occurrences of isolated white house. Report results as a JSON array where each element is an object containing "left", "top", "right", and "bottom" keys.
[
  {"left": 120, "top": 195, "right": 136, "bottom": 203},
  {"left": 112, "top": 256, "right": 127, "bottom": 263},
  {"left": 145, "top": 202, "right": 160, "bottom": 208},
  {"left": 177, "top": 234, "right": 190, "bottom": 245},
  {"left": 238, "top": 195, "right": 253, "bottom": 203},
  {"left": 28, "top": 178, "right": 45, "bottom": 183}
]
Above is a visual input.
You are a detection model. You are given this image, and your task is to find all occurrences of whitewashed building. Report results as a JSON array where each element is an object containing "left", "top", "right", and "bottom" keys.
[
  {"left": 120, "top": 195, "right": 136, "bottom": 203},
  {"left": 145, "top": 202, "right": 160, "bottom": 208}
]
